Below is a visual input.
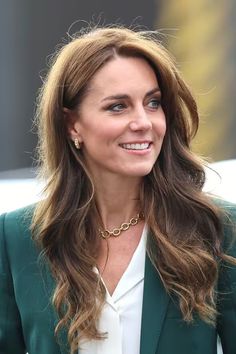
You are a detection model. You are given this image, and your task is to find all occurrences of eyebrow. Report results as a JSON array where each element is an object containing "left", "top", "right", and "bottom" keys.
[{"left": 101, "top": 87, "right": 161, "bottom": 102}]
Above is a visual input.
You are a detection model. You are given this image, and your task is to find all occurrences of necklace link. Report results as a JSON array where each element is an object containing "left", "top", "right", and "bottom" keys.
[
  {"left": 120, "top": 222, "right": 129, "bottom": 231},
  {"left": 130, "top": 217, "right": 139, "bottom": 226},
  {"left": 112, "top": 228, "right": 121, "bottom": 236},
  {"left": 99, "top": 213, "right": 142, "bottom": 239}
]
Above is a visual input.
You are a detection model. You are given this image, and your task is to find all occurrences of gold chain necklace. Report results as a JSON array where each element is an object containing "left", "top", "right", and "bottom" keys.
[{"left": 99, "top": 213, "right": 143, "bottom": 239}]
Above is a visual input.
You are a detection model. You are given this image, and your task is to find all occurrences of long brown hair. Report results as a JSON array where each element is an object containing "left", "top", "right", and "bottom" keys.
[{"left": 32, "top": 26, "right": 235, "bottom": 352}]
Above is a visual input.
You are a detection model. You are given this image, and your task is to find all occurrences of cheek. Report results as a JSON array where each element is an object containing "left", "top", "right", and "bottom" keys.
[
  {"left": 155, "top": 114, "right": 167, "bottom": 138},
  {"left": 162, "top": 120, "right": 167, "bottom": 137},
  {"left": 81, "top": 124, "right": 119, "bottom": 148},
  {"left": 161, "top": 110, "right": 167, "bottom": 134},
  {"left": 78, "top": 122, "right": 104, "bottom": 143},
  {"left": 90, "top": 123, "right": 124, "bottom": 142}
]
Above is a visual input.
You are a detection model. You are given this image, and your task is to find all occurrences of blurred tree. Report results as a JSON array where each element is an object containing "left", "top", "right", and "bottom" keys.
[{"left": 156, "top": 0, "right": 236, "bottom": 161}]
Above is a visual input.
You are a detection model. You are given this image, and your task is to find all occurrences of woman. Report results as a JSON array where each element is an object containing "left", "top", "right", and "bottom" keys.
[{"left": 0, "top": 26, "right": 236, "bottom": 354}]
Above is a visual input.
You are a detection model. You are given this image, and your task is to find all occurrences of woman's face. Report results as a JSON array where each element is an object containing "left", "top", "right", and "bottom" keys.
[{"left": 68, "top": 56, "right": 166, "bottom": 181}]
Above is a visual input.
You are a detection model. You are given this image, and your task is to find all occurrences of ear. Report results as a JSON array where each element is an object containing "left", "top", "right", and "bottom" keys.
[{"left": 63, "top": 107, "right": 83, "bottom": 143}]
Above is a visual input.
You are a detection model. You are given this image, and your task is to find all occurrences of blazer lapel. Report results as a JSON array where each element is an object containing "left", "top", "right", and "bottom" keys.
[
  {"left": 40, "top": 261, "right": 70, "bottom": 354},
  {"left": 51, "top": 251, "right": 170, "bottom": 354},
  {"left": 140, "top": 255, "right": 170, "bottom": 354},
  {"left": 58, "top": 327, "right": 70, "bottom": 354}
]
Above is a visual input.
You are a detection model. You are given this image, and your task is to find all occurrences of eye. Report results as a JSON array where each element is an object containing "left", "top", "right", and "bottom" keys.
[
  {"left": 107, "top": 103, "right": 127, "bottom": 112},
  {"left": 147, "top": 98, "right": 161, "bottom": 109}
]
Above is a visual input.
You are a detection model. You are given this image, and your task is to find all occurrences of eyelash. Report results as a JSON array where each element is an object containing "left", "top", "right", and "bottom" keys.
[
  {"left": 106, "top": 97, "right": 161, "bottom": 113},
  {"left": 147, "top": 98, "right": 161, "bottom": 109},
  {"left": 107, "top": 103, "right": 126, "bottom": 112}
]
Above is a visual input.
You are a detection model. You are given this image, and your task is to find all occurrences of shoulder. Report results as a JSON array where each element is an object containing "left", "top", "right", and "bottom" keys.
[
  {"left": 213, "top": 197, "right": 236, "bottom": 217},
  {"left": 0, "top": 204, "right": 35, "bottom": 246},
  {"left": 1, "top": 203, "right": 35, "bottom": 230},
  {"left": 213, "top": 198, "right": 236, "bottom": 255},
  {"left": 0, "top": 204, "right": 38, "bottom": 274},
  {"left": 213, "top": 199, "right": 236, "bottom": 293}
]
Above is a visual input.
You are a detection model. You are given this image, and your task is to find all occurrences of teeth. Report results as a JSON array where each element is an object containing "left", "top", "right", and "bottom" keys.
[{"left": 121, "top": 143, "right": 150, "bottom": 150}]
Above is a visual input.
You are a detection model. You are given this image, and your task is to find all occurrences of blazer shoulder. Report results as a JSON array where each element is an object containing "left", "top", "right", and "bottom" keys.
[
  {"left": 1, "top": 204, "right": 35, "bottom": 240},
  {"left": 211, "top": 198, "right": 236, "bottom": 253},
  {"left": 222, "top": 202, "right": 236, "bottom": 254},
  {"left": 2, "top": 203, "right": 35, "bottom": 228},
  {"left": 0, "top": 204, "right": 38, "bottom": 272},
  {"left": 212, "top": 197, "right": 236, "bottom": 215}
]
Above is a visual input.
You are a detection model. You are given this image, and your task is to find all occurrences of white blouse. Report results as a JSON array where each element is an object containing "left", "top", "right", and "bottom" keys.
[{"left": 79, "top": 225, "right": 147, "bottom": 354}]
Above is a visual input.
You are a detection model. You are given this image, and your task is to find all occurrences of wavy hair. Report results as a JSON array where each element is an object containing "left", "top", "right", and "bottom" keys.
[{"left": 32, "top": 26, "right": 235, "bottom": 353}]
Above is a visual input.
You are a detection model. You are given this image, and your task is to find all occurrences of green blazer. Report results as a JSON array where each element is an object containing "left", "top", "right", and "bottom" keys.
[{"left": 0, "top": 203, "right": 236, "bottom": 354}]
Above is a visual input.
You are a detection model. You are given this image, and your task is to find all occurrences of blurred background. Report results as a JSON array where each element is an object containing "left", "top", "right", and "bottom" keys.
[
  {"left": 0, "top": 0, "right": 235, "bottom": 172},
  {"left": 0, "top": 3, "right": 235, "bottom": 350}
]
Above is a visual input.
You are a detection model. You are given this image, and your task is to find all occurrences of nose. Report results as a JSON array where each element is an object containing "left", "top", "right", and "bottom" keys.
[{"left": 129, "top": 107, "right": 152, "bottom": 131}]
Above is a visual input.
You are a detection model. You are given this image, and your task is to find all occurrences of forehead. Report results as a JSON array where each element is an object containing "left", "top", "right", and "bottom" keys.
[{"left": 85, "top": 56, "right": 159, "bottom": 98}]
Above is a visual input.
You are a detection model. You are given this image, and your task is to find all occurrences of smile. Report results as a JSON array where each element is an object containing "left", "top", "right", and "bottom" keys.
[{"left": 120, "top": 143, "right": 151, "bottom": 150}]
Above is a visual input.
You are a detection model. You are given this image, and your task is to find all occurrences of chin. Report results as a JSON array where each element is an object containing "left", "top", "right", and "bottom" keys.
[{"left": 123, "top": 166, "right": 154, "bottom": 177}]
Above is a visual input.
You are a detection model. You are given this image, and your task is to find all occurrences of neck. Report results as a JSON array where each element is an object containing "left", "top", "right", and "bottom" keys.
[{"left": 93, "top": 174, "right": 143, "bottom": 230}]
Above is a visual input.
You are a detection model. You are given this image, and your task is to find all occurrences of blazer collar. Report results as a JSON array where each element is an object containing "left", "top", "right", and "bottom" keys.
[{"left": 140, "top": 254, "right": 170, "bottom": 354}]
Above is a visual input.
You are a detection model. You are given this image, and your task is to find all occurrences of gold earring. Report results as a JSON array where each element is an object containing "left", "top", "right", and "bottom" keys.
[{"left": 74, "top": 138, "right": 80, "bottom": 149}]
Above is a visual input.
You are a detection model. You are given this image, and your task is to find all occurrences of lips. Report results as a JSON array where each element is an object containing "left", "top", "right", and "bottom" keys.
[{"left": 120, "top": 142, "right": 151, "bottom": 150}]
